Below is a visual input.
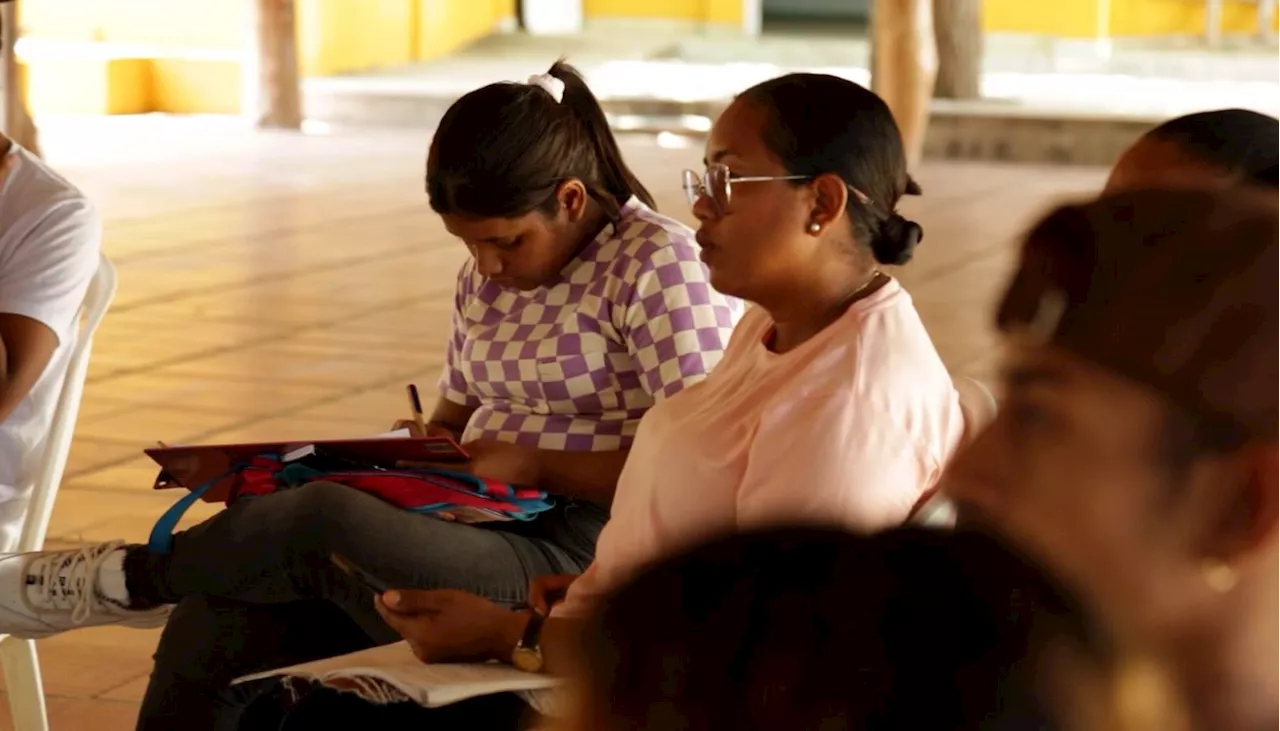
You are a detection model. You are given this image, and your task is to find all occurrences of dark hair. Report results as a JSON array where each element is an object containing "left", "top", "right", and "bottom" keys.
[
  {"left": 1159, "top": 402, "right": 1253, "bottom": 475},
  {"left": 1249, "top": 162, "right": 1280, "bottom": 186},
  {"left": 737, "top": 74, "right": 924, "bottom": 266},
  {"left": 1146, "top": 109, "right": 1279, "bottom": 189},
  {"left": 583, "top": 527, "right": 1099, "bottom": 731},
  {"left": 426, "top": 60, "right": 655, "bottom": 221}
]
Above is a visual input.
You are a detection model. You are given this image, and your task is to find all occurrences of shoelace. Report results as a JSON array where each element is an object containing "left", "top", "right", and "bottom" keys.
[{"left": 28, "top": 540, "right": 126, "bottom": 625}]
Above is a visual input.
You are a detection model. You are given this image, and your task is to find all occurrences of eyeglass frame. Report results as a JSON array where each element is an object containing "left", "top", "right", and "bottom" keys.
[{"left": 681, "top": 162, "right": 872, "bottom": 215}]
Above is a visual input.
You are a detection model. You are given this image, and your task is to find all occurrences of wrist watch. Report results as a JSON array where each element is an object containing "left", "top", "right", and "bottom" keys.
[{"left": 510, "top": 611, "right": 546, "bottom": 673}]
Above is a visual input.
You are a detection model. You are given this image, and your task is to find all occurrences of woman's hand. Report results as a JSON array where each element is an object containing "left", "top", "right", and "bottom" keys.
[
  {"left": 528, "top": 574, "right": 579, "bottom": 615},
  {"left": 404, "top": 439, "right": 543, "bottom": 487},
  {"left": 374, "top": 589, "right": 530, "bottom": 664}
]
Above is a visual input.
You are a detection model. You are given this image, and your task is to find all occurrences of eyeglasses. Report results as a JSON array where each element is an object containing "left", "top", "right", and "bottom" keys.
[
  {"left": 681, "top": 162, "right": 873, "bottom": 215},
  {"left": 682, "top": 163, "right": 806, "bottom": 214}
]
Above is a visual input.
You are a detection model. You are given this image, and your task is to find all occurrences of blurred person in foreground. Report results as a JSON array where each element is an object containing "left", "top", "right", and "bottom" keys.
[
  {"left": 947, "top": 188, "right": 1278, "bottom": 731},
  {"left": 566, "top": 527, "right": 1115, "bottom": 731},
  {"left": 1107, "top": 109, "right": 1278, "bottom": 192}
]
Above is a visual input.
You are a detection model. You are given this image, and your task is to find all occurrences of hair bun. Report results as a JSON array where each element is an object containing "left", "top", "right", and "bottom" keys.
[{"left": 871, "top": 214, "right": 924, "bottom": 265}]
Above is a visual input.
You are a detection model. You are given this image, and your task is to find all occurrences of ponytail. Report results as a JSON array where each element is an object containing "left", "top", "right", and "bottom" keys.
[
  {"left": 427, "top": 59, "right": 654, "bottom": 221},
  {"left": 549, "top": 60, "right": 656, "bottom": 213}
]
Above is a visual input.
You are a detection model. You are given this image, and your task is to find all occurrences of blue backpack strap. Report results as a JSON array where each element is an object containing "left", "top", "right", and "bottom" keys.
[{"left": 148, "top": 469, "right": 237, "bottom": 555}]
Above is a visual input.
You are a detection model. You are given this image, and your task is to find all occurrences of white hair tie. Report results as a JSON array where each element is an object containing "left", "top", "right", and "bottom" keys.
[{"left": 527, "top": 73, "right": 565, "bottom": 103}]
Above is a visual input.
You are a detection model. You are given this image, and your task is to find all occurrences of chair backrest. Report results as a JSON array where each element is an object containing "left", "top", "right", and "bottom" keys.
[
  {"left": 908, "top": 375, "right": 998, "bottom": 528},
  {"left": 15, "top": 254, "right": 117, "bottom": 553}
]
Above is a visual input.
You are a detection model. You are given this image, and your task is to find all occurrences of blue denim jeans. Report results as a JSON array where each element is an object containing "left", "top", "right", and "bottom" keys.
[{"left": 128, "top": 481, "right": 606, "bottom": 731}]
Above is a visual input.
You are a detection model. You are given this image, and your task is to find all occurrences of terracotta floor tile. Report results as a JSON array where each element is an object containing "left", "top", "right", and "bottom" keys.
[
  {"left": 74, "top": 406, "right": 246, "bottom": 444},
  {"left": 83, "top": 372, "right": 346, "bottom": 414},
  {"left": 0, "top": 631, "right": 157, "bottom": 698},
  {"left": 62, "top": 458, "right": 171, "bottom": 494},
  {"left": 64, "top": 438, "right": 146, "bottom": 478},
  {"left": 96, "top": 674, "right": 151, "bottom": 703},
  {"left": 46, "top": 486, "right": 200, "bottom": 538},
  {"left": 0, "top": 694, "right": 142, "bottom": 731},
  {"left": 46, "top": 502, "right": 222, "bottom": 545}
]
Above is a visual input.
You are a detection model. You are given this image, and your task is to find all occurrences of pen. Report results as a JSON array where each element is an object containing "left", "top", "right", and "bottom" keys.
[{"left": 406, "top": 384, "right": 428, "bottom": 435}]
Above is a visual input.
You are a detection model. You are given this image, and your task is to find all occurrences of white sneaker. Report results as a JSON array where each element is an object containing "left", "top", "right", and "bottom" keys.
[{"left": 0, "top": 541, "right": 172, "bottom": 640}]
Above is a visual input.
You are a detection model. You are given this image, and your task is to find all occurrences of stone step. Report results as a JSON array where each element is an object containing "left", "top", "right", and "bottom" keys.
[{"left": 303, "top": 86, "right": 1153, "bottom": 166}]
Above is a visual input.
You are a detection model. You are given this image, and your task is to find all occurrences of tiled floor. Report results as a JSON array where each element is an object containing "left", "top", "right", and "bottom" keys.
[{"left": 1, "top": 116, "right": 1106, "bottom": 729}]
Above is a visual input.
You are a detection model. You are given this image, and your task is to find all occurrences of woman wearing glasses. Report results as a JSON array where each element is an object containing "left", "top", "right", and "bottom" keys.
[{"left": 248, "top": 73, "right": 967, "bottom": 728}]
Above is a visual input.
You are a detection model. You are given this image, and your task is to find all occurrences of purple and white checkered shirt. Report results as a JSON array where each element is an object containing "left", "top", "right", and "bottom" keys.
[{"left": 439, "top": 197, "right": 743, "bottom": 452}]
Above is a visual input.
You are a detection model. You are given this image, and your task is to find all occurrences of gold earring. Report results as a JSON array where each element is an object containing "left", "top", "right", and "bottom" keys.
[
  {"left": 1202, "top": 559, "right": 1237, "bottom": 593},
  {"left": 808, "top": 222, "right": 821, "bottom": 234}
]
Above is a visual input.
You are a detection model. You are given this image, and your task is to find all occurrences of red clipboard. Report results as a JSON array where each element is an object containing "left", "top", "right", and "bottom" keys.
[{"left": 146, "top": 435, "right": 470, "bottom": 503}]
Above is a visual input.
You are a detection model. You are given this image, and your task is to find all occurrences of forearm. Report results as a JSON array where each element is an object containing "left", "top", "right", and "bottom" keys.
[{"left": 534, "top": 448, "right": 629, "bottom": 506}]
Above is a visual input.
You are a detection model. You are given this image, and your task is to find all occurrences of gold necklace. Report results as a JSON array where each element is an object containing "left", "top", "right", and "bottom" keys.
[{"left": 831, "top": 269, "right": 882, "bottom": 315}]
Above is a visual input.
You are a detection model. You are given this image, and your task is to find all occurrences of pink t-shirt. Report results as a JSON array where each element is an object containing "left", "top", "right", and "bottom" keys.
[{"left": 554, "top": 279, "right": 965, "bottom": 618}]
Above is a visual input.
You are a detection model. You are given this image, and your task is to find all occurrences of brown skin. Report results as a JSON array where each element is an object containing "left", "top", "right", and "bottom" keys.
[
  {"left": 1105, "top": 136, "right": 1240, "bottom": 193},
  {"left": 945, "top": 343, "right": 1279, "bottom": 730},
  {"left": 401, "top": 181, "right": 631, "bottom": 505},
  {"left": 375, "top": 587, "right": 582, "bottom": 676},
  {"left": 440, "top": 180, "right": 605, "bottom": 292},
  {"left": 693, "top": 98, "right": 885, "bottom": 354}
]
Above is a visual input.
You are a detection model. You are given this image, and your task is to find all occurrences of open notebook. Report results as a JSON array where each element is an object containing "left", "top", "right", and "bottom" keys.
[{"left": 235, "top": 642, "right": 562, "bottom": 708}]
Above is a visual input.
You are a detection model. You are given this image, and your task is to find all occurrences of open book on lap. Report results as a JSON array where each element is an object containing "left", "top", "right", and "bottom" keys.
[{"left": 235, "top": 642, "right": 561, "bottom": 709}]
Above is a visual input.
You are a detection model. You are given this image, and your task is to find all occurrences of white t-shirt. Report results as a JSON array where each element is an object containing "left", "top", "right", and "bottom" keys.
[{"left": 0, "top": 143, "right": 101, "bottom": 551}]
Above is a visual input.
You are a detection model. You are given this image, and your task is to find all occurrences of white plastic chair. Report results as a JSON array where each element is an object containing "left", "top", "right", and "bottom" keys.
[
  {"left": 0, "top": 253, "right": 117, "bottom": 731},
  {"left": 909, "top": 375, "right": 998, "bottom": 528}
]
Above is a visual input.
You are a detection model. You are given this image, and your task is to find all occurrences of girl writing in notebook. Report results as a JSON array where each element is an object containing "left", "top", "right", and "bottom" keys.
[
  {"left": 0, "top": 62, "right": 741, "bottom": 729},
  {"left": 241, "top": 74, "right": 970, "bottom": 726}
]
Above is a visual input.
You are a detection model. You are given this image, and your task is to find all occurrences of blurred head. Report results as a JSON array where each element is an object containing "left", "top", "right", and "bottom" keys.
[
  {"left": 1106, "top": 109, "right": 1279, "bottom": 192},
  {"left": 686, "top": 74, "right": 923, "bottom": 305},
  {"left": 947, "top": 190, "right": 1279, "bottom": 672},
  {"left": 571, "top": 527, "right": 1096, "bottom": 731},
  {"left": 427, "top": 61, "right": 655, "bottom": 290}
]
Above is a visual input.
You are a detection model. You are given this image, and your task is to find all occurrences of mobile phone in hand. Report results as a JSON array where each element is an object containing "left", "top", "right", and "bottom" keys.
[{"left": 331, "top": 553, "right": 394, "bottom": 596}]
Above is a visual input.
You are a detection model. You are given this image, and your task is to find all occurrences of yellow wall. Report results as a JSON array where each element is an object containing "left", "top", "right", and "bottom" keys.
[
  {"left": 417, "top": 0, "right": 516, "bottom": 58},
  {"left": 985, "top": 0, "right": 1277, "bottom": 36},
  {"left": 20, "top": 0, "right": 513, "bottom": 115},
  {"left": 298, "top": 0, "right": 418, "bottom": 76},
  {"left": 22, "top": 0, "right": 244, "bottom": 48},
  {"left": 582, "top": 0, "right": 740, "bottom": 23},
  {"left": 151, "top": 59, "right": 243, "bottom": 114},
  {"left": 983, "top": 0, "right": 1104, "bottom": 36},
  {"left": 1110, "top": 0, "right": 1276, "bottom": 35}
]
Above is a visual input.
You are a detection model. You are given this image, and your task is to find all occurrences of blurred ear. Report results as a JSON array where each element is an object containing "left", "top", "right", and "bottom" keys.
[
  {"left": 1193, "top": 442, "right": 1279, "bottom": 567},
  {"left": 808, "top": 173, "right": 849, "bottom": 231},
  {"left": 556, "top": 180, "right": 590, "bottom": 223}
]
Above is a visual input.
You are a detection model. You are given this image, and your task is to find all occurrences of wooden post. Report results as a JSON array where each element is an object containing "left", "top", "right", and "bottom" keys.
[
  {"left": 0, "top": 1, "right": 40, "bottom": 156},
  {"left": 246, "top": 0, "right": 302, "bottom": 129},
  {"left": 871, "top": 0, "right": 937, "bottom": 169},
  {"left": 933, "top": 0, "right": 983, "bottom": 100},
  {"left": 1205, "top": 0, "right": 1223, "bottom": 46},
  {"left": 1261, "top": 0, "right": 1278, "bottom": 39}
]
